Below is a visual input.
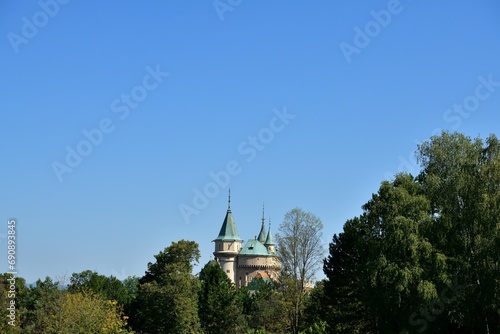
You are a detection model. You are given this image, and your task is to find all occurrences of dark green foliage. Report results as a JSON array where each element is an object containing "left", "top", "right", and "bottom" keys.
[
  {"left": 416, "top": 132, "right": 500, "bottom": 332},
  {"left": 198, "top": 261, "right": 245, "bottom": 334},
  {"left": 132, "top": 240, "right": 201, "bottom": 334},
  {"left": 321, "top": 132, "right": 500, "bottom": 333},
  {"left": 23, "top": 276, "right": 64, "bottom": 333},
  {"left": 67, "top": 270, "right": 138, "bottom": 308},
  {"left": 141, "top": 239, "right": 200, "bottom": 285},
  {"left": 0, "top": 273, "right": 28, "bottom": 333},
  {"left": 302, "top": 281, "right": 329, "bottom": 332},
  {"left": 242, "top": 280, "right": 288, "bottom": 333}
]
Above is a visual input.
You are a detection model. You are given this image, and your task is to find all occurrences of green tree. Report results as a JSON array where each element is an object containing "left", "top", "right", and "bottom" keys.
[
  {"left": 132, "top": 240, "right": 201, "bottom": 334},
  {"left": 198, "top": 260, "right": 245, "bottom": 333},
  {"left": 302, "top": 280, "right": 329, "bottom": 333},
  {"left": 275, "top": 208, "right": 324, "bottom": 334},
  {"left": 0, "top": 274, "right": 28, "bottom": 334},
  {"left": 324, "top": 173, "right": 447, "bottom": 333},
  {"left": 241, "top": 281, "right": 288, "bottom": 333},
  {"left": 23, "top": 276, "right": 64, "bottom": 333},
  {"left": 20, "top": 277, "right": 132, "bottom": 334},
  {"left": 417, "top": 131, "right": 500, "bottom": 332},
  {"left": 67, "top": 270, "right": 137, "bottom": 308},
  {"left": 323, "top": 216, "right": 375, "bottom": 333},
  {"left": 50, "top": 291, "right": 131, "bottom": 334}
]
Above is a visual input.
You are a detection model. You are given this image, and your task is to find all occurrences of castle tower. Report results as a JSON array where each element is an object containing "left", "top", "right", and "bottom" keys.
[
  {"left": 213, "top": 190, "right": 242, "bottom": 284},
  {"left": 264, "top": 219, "right": 275, "bottom": 253}
]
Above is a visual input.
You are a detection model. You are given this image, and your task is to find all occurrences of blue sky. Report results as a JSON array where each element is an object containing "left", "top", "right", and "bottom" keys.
[{"left": 1, "top": 0, "right": 499, "bottom": 283}]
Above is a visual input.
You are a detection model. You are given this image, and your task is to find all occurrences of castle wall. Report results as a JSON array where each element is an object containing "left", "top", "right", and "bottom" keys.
[{"left": 235, "top": 255, "right": 280, "bottom": 287}]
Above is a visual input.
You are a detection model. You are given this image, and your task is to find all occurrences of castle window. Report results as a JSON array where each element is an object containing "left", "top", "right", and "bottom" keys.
[{"left": 226, "top": 270, "right": 230, "bottom": 273}]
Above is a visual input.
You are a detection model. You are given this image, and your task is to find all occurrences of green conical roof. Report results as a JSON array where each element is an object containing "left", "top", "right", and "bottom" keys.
[
  {"left": 214, "top": 208, "right": 242, "bottom": 241},
  {"left": 265, "top": 226, "right": 274, "bottom": 246},
  {"left": 257, "top": 205, "right": 267, "bottom": 243},
  {"left": 257, "top": 223, "right": 267, "bottom": 244}
]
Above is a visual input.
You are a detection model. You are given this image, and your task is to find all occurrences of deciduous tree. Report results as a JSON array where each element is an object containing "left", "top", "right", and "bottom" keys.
[
  {"left": 324, "top": 174, "right": 447, "bottom": 333},
  {"left": 276, "top": 208, "right": 324, "bottom": 333},
  {"left": 417, "top": 131, "right": 500, "bottom": 332},
  {"left": 132, "top": 240, "right": 201, "bottom": 333}
]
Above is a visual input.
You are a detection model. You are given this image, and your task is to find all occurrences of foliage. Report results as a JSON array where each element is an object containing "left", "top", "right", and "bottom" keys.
[
  {"left": 242, "top": 281, "right": 288, "bottom": 333},
  {"left": 67, "top": 270, "right": 138, "bottom": 308},
  {"left": 320, "top": 132, "right": 500, "bottom": 333},
  {"left": 132, "top": 240, "right": 201, "bottom": 333},
  {"left": 49, "top": 291, "right": 132, "bottom": 334},
  {"left": 198, "top": 260, "right": 246, "bottom": 333},
  {"left": 141, "top": 239, "right": 200, "bottom": 285},
  {"left": 23, "top": 276, "right": 65, "bottom": 333},
  {"left": 0, "top": 273, "right": 28, "bottom": 334},
  {"left": 302, "top": 281, "right": 329, "bottom": 331},
  {"left": 416, "top": 131, "right": 500, "bottom": 332}
]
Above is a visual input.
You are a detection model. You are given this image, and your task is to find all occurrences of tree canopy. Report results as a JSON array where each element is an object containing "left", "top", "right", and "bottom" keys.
[{"left": 321, "top": 131, "right": 500, "bottom": 333}]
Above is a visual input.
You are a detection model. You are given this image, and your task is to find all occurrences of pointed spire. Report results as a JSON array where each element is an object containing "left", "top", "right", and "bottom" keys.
[
  {"left": 213, "top": 189, "right": 241, "bottom": 242},
  {"left": 261, "top": 203, "right": 265, "bottom": 225},
  {"left": 265, "top": 218, "right": 275, "bottom": 246},
  {"left": 257, "top": 204, "right": 267, "bottom": 244}
]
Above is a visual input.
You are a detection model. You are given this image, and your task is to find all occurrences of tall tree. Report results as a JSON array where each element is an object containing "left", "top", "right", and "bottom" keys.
[
  {"left": 323, "top": 173, "right": 447, "bottom": 333},
  {"left": 198, "top": 260, "right": 245, "bottom": 334},
  {"left": 23, "top": 276, "right": 64, "bottom": 333},
  {"left": 417, "top": 131, "right": 500, "bottom": 332},
  {"left": 132, "top": 240, "right": 201, "bottom": 334},
  {"left": 276, "top": 207, "right": 324, "bottom": 333}
]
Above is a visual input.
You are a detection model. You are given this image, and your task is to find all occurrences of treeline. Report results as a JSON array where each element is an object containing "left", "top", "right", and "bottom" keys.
[
  {"left": 320, "top": 132, "right": 500, "bottom": 333},
  {"left": 1, "top": 131, "right": 499, "bottom": 333}
]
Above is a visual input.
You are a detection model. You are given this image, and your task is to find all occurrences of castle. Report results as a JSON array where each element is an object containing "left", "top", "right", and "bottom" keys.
[{"left": 213, "top": 194, "right": 281, "bottom": 287}]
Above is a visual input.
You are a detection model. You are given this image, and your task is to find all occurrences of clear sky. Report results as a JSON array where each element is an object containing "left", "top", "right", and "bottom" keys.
[{"left": 1, "top": 0, "right": 499, "bottom": 283}]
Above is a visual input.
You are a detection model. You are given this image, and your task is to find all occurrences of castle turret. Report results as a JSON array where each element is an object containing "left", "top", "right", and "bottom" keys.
[
  {"left": 257, "top": 204, "right": 267, "bottom": 244},
  {"left": 264, "top": 219, "right": 275, "bottom": 253},
  {"left": 213, "top": 190, "right": 242, "bottom": 284}
]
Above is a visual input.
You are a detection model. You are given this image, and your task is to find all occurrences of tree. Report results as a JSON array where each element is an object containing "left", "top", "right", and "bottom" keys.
[
  {"left": 23, "top": 276, "right": 64, "bottom": 333},
  {"left": 302, "top": 280, "right": 329, "bottom": 333},
  {"left": 67, "top": 270, "right": 136, "bottom": 308},
  {"left": 132, "top": 240, "right": 201, "bottom": 333},
  {"left": 198, "top": 260, "right": 245, "bottom": 334},
  {"left": 20, "top": 277, "right": 132, "bottom": 334},
  {"left": 241, "top": 281, "right": 288, "bottom": 333},
  {"left": 417, "top": 131, "right": 500, "bottom": 332},
  {"left": 50, "top": 291, "right": 131, "bottom": 334},
  {"left": 0, "top": 274, "right": 28, "bottom": 334},
  {"left": 276, "top": 208, "right": 324, "bottom": 333},
  {"left": 323, "top": 173, "right": 447, "bottom": 333},
  {"left": 322, "top": 216, "right": 375, "bottom": 333}
]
